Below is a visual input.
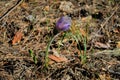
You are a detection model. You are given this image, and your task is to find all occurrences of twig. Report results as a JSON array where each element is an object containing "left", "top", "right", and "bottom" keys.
[
  {"left": 89, "top": 48, "right": 120, "bottom": 56},
  {"left": 98, "top": 6, "right": 119, "bottom": 33},
  {"left": 0, "top": 0, "right": 23, "bottom": 21},
  {"left": 108, "top": 69, "right": 120, "bottom": 75}
]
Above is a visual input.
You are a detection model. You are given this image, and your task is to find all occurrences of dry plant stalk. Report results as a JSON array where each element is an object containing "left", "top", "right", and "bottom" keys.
[{"left": 0, "top": 0, "right": 23, "bottom": 21}]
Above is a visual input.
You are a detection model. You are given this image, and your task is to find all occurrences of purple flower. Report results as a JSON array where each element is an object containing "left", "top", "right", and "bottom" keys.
[{"left": 56, "top": 16, "right": 72, "bottom": 31}]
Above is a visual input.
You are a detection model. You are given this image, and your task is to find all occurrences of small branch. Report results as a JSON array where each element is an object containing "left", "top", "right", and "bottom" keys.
[
  {"left": 0, "top": 0, "right": 23, "bottom": 21},
  {"left": 108, "top": 69, "right": 120, "bottom": 75},
  {"left": 89, "top": 48, "right": 120, "bottom": 56},
  {"left": 98, "top": 6, "right": 119, "bottom": 33}
]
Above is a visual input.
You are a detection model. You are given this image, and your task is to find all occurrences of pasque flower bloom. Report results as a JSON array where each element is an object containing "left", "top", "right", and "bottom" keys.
[
  {"left": 56, "top": 16, "right": 72, "bottom": 31},
  {"left": 45, "top": 16, "right": 71, "bottom": 68}
]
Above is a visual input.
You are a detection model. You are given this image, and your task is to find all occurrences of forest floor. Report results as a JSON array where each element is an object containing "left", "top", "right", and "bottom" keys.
[{"left": 0, "top": 0, "right": 120, "bottom": 80}]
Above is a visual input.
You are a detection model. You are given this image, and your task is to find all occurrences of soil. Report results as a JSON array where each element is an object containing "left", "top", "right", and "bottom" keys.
[{"left": 0, "top": 0, "right": 120, "bottom": 80}]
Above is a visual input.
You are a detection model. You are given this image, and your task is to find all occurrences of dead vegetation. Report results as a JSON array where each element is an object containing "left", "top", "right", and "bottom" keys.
[{"left": 0, "top": 0, "right": 120, "bottom": 80}]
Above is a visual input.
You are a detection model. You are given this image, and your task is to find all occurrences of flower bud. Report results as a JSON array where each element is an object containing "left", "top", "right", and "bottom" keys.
[{"left": 56, "top": 16, "right": 71, "bottom": 31}]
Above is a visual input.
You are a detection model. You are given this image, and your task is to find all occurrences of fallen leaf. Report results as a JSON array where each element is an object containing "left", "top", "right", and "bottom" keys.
[
  {"left": 48, "top": 54, "right": 68, "bottom": 63},
  {"left": 12, "top": 31, "right": 23, "bottom": 45},
  {"left": 94, "top": 42, "right": 110, "bottom": 49}
]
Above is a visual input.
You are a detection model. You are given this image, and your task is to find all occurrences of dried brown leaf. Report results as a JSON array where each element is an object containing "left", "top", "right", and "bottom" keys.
[
  {"left": 94, "top": 42, "right": 110, "bottom": 49},
  {"left": 48, "top": 54, "right": 68, "bottom": 63},
  {"left": 12, "top": 31, "right": 23, "bottom": 45}
]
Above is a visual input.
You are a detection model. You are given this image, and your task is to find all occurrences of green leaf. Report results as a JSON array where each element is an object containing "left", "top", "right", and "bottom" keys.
[{"left": 29, "top": 49, "right": 34, "bottom": 58}]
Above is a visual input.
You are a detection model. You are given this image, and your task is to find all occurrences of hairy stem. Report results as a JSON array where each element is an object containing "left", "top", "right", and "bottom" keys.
[{"left": 45, "top": 31, "right": 63, "bottom": 68}]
